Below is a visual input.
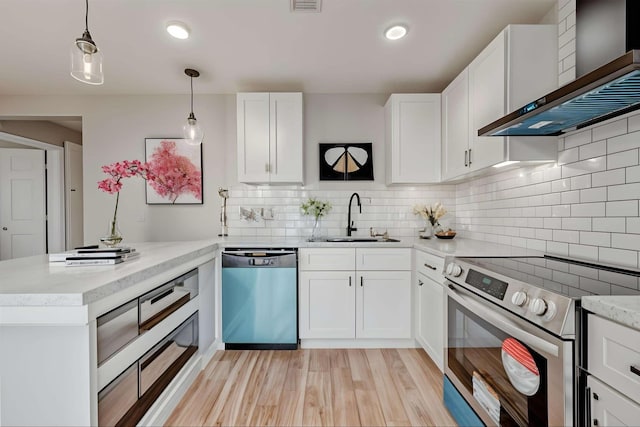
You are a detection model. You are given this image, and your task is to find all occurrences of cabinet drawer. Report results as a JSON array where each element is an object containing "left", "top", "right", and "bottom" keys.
[
  {"left": 98, "top": 363, "right": 138, "bottom": 427},
  {"left": 588, "top": 314, "right": 640, "bottom": 404},
  {"left": 588, "top": 375, "right": 640, "bottom": 426},
  {"left": 97, "top": 300, "right": 139, "bottom": 366},
  {"left": 415, "top": 250, "right": 445, "bottom": 281},
  {"left": 299, "top": 248, "right": 355, "bottom": 271},
  {"left": 355, "top": 248, "right": 411, "bottom": 271}
]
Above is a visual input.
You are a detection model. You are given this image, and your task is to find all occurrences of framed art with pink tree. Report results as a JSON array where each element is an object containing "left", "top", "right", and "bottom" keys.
[{"left": 144, "top": 138, "right": 203, "bottom": 205}]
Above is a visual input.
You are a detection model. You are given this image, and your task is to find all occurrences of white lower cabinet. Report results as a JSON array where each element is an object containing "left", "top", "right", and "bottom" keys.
[
  {"left": 416, "top": 271, "right": 444, "bottom": 370},
  {"left": 298, "top": 248, "right": 412, "bottom": 340},
  {"left": 588, "top": 375, "right": 640, "bottom": 426}
]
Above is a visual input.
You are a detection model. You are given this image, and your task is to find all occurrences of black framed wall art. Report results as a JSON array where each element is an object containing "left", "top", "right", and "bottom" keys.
[{"left": 319, "top": 142, "right": 374, "bottom": 181}]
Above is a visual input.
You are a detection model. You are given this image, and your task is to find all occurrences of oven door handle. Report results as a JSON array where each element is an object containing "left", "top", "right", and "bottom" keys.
[{"left": 447, "top": 282, "right": 559, "bottom": 357}]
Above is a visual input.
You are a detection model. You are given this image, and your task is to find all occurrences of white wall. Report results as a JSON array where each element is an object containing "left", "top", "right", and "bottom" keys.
[{"left": 0, "top": 95, "right": 228, "bottom": 244}]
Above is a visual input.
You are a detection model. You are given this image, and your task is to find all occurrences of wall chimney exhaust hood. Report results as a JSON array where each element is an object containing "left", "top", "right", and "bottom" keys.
[{"left": 478, "top": 50, "right": 640, "bottom": 137}]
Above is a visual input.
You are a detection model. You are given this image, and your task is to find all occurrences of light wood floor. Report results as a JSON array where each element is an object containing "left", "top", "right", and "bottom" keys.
[{"left": 165, "top": 348, "right": 456, "bottom": 427}]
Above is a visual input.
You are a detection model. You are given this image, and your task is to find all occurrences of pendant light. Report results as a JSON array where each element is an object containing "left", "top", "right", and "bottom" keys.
[
  {"left": 182, "top": 68, "right": 204, "bottom": 146},
  {"left": 70, "top": 0, "right": 103, "bottom": 85}
]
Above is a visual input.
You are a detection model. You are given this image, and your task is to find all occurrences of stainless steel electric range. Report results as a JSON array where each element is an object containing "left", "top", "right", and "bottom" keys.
[{"left": 441, "top": 254, "right": 640, "bottom": 427}]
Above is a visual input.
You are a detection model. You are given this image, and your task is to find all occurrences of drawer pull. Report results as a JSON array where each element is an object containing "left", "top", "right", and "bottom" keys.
[
  {"left": 593, "top": 392, "right": 599, "bottom": 400},
  {"left": 418, "top": 280, "right": 423, "bottom": 286},
  {"left": 349, "top": 276, "right": 352, "bottom": 287},
  {"left": 631, "top": 365, "right": 640, "bottom": 377},
  {"left": 424, "top": 263, "right": 437, "bottom": 270},
  {"left": 360, "top": 277, "right": 363, "bottom": 287},
  {"left": 151, "top": 288, "right": 174, "bottom": 305}
]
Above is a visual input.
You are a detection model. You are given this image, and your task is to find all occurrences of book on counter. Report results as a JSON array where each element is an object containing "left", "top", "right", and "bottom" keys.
[{"left": 49, "top": 247, "right": 139, "bottom": 264}]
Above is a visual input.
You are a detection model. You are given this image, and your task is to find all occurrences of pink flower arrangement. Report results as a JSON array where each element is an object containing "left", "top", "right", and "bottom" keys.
[
  {"left": 146, "top": 140, "right": 202, "bottom": 204},
  {"left": 98, "top": 160, "right": 155, "bottom": 237}
]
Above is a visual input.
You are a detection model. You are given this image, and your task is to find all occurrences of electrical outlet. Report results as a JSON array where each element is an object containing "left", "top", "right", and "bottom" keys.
[{"left": 262, "top": 207, "right": 274, "bottom": 220}]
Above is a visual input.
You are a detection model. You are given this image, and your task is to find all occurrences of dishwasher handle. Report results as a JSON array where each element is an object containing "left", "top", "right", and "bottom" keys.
[{"left": 222, "top": 252, "right": 297, "bottom": 268}]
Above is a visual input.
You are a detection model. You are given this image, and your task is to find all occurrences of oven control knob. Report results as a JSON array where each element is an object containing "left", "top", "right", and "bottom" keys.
[
  {"left": 446, "top": 263, "right": 462, "bottom": 277},
  {"left": 530, "top": 298, "right": 548, "bottom": 316},
  {"left": 511, "top": 291, "right": 528, "bottom": 307}
]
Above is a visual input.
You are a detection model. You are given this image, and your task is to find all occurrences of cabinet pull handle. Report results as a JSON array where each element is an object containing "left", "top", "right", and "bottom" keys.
[
  {"left": 631, "top": 365, "right": 640, "bottom": 376},
  {"left": 593, "top": 392, "right": 599, "bottom": 400},
  {"left": 468, "top": 149, "right": 472, "bottom": 166},
  {"left": 424, "top": 263, "right": 437, "bottom": 270},
  {"left": 265, "top": 163, "right": 270, "bottom": 173},
  {"left": 585, "top": 386, "right": 592, "bottom": 427},
  {"left": 418, "top": 280, "right": 423, "bottom": 286},
  {"left": 464, "top": 150, "right": 468, "bottom": 167},
  {"left": 349, "top": 276, "right": 352, "bottom": 287},
  {"left": 360, "top": 277, "right": 363, "bottom": 287}
]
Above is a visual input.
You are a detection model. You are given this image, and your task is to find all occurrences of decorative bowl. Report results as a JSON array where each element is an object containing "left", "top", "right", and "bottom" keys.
[{"left": 435, "top": 230, "right": 456, "bottom": 239}]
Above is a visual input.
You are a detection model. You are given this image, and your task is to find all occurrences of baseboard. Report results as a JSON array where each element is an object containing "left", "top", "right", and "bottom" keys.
[
  {"left": 200, "top": 339, "right": 219, "bottom": 368},
  {"left": 300, "top": 338, "right": 419, "bottom": 349},
  {"left": 137, "top": 354, "right": 202, "bottom": 426}
]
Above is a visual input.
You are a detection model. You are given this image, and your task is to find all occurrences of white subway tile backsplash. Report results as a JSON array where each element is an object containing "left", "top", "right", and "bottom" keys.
[
  {"left": 571, "top": 202, "right": 605, "bottom": 217},
  {"left": 593, "top": 119, "right": 628, "bottom": 141},
  {"left": 599, "top": 247, "right": 638, "bottom": 268},
  {"left": 607, "top": 131, "right": 640, "bottom": 154},
  {"left": 607, "top": 149, "right": 639, "bottom": 170},
  {"left": 628, "top": 217, "right": 640, "bottom": 234},
  {"left": 561, "top": 190, "right": 580, "bottom": 204},
  {"left": 593, "top": 218, "right": 626, "bottom": 233},
  {"left": 552, "top": 205, "right": 571, "bottom": 217},
  {"left": 606, "top": 201, "right": 639, "bottom": 217},
  {"left": 608, "top": 183, "right": 640, "bottom": 201},
  {"left": 580, "top": 187, "right": 607, "bottom": 203},
  {"left": 591, "top": 169, "right": 625, "bottom": 187},
  {"left": 612, "top": 233, "right": 640, "bottom": 251},
  {"left": 580, "top": 231, "right": 610, "bottom": 247},
  {"left": 629, "top": 114, "right": 640, "bottom": 133},
  {"left": 570, "top": 174, "right": 591, "bottom": 190},
  {"left": 544, "top": 217, "right": 562, "bottom": 229},
  {"left": 558, "top": 39, "right": 575, "bottom": 61},
  {"left": 562, "top": 218, "right": 591, "bottom": 231},
  {"left": 569, "top": 244, "right": 599, "bottom": 262},
  {"left": 547, "top": 241, "right": 569, "bottom": 256},
  {"left": 553, "top": 229, "right": 579, "bottom": 243},
  {"left": 579, "top": 141, "right": 607, "bottom": 160},
  {"left": 558, "top": 147, "right": 579, "bottom": 165},
  {"left": 564, "top": 129, "right": 592, "bottom": 149},
  {"left": 627, "top": 165, "right": 640, "bottom": 183},
  {"left": 562, "top": 157, "right": 606, "bottom": 178}
]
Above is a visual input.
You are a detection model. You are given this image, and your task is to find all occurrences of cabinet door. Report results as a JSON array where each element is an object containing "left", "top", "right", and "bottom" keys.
[
  {"left": 356, "top": 271, "right": 411, "bottom": 339},
  {"left": 588, "top": 375, "right": 640, "bottom": 426},
  {"left": 269, "top": 93, "right": 303, "bottom": 183},
  {"left": 237, "top": 93, "right": 271, "bottom": 183},
  {"left": 441, "top": 69, "right": 470, "bottom": 181},
  {"left": 468, "top": 29, "right": 506, "bottom": 171},
  {"left": 299, "top": 271, "right": 355, "bottom": 339},
  {"left": 386, "top": 94, "right": 441, "bottom": 184},
  {"left": 416, "top": 272, "right": 444, "bottom": 371}
]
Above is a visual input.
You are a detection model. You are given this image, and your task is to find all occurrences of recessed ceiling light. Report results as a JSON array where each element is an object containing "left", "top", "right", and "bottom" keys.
[
  {"left": 385, "top": 24, "right": 408, "bottom": 40},
  {"left": 166, "top": 21, "right": 190, "bottom": 39}
]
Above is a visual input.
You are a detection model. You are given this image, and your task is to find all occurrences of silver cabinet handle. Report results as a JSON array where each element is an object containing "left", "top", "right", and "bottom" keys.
[
  {"left": 631, "top": 365, "right": 640, "bottom": 376},
  {"left": 468, "top": 148, "right": 472, "bottom": 166},
  {"left": 424, "top": 263, "right": 437, "bottom": 270},
  {"left": 360, "top": 276, "right": 363, "bottom": 287},
  {"left": 349, "top": 276, "right": 352, "bottom": 287},
  {"left": 464, "top": 150, "right": 468, "bottom": 167}
]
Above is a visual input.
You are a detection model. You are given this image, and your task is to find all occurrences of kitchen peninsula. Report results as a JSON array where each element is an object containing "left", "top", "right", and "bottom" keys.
[{"left": 0, "top": 240, "right": 217, "bottom": 427}]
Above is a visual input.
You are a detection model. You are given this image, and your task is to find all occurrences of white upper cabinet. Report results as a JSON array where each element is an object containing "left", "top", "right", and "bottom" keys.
[
  {"left": 442, "top": 25, "right": 558, "bottom": 181},
  {"left": 237, "top": 92, "right": 303, "bottom": 184},
  {"left": 385, "top": 94, "right": 441, "bottom": 184}
]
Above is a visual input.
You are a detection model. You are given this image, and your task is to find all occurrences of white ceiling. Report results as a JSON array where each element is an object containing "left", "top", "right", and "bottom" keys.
[{"left": 0, "top": 0, "right": 556, "bottom": 96}]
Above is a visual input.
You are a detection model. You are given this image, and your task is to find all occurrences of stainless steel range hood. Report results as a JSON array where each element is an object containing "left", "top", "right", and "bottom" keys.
[{"left": 479, "top": 50, "right": 640, "bottom": 136}]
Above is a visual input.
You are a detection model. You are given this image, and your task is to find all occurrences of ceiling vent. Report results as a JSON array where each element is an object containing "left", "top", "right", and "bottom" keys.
[{"left": 290, "top": 0, "right": 321, "bottom": 12}]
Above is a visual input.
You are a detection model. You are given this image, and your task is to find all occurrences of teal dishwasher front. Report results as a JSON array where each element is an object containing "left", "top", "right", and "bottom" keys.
[{"left": 221, "top": 249, "right": 297, "bottom": 349}]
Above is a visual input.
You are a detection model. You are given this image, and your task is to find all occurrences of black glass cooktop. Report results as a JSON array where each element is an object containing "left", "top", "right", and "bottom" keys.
[{"left": 458, "top": 256, "right": 640, "bottom": 298}]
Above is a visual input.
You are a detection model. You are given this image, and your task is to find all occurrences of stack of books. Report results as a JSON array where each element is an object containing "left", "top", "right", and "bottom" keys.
[{"left": 49, "top": 246, "right": 140, "bottom": 266}]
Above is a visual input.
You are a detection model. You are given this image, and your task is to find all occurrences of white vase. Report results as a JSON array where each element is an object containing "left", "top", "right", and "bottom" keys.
[
  {"left": 310, "top": 218, "right": 321, "bottom": 241},
  {"left": 419, "top": 221, "right": 433, "bottom": 239}
]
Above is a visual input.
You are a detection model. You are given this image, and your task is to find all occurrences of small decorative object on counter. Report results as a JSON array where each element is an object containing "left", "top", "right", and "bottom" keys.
[
  {"left": 435, "top": 229, "right": 457, "bottom": 239},
  {"left": 301, "top": 197, "right": 332, "bottom": 241},
  {"left": 413, "top": 202, "right": 446, "bottom": 239},
  {"left": 98, "top": 160, "right": 155, "bottom": 246}
]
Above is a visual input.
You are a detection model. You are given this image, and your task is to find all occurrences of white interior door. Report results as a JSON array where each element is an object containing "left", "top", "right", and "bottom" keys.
[
  {"left": 0, "top": 149, "right": 46, "bottom": 259},
  {"left": 64, "top": 141, "right": 83, "bottom": 249}
]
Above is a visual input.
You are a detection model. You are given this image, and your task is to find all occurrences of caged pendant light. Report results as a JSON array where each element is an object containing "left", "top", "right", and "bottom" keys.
[
  {"left": 70, "top": 0, "right": 103, "bottom": 85},
  {"left": 182, "top": 68, "right": 204, "bottom": 146}
]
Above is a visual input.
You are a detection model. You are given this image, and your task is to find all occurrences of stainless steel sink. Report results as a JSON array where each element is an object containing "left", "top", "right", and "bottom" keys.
[{"left": 319, "top": 237, "right": 400, "bottom": 243}]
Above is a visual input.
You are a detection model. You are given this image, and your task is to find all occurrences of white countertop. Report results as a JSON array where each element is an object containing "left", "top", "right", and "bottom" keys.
[
  {"left": 0, "top": 240, "right": 217, "bottom": 307},
  {"left": 582, "top": 296, "right": 640, "bottom": 331},
  {"left": 0, "top": 235, "right": 542, "bottom": 309}
]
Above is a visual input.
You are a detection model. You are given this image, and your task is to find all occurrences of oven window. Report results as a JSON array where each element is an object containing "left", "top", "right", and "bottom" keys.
[{"left": 448, "top": 297, "right": 548, "bottom": 426}]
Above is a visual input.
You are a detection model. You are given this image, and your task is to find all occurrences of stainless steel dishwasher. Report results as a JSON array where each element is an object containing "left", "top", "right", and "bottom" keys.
[{"left": 221, "top": 248, "right": 298, "bottom": 349}]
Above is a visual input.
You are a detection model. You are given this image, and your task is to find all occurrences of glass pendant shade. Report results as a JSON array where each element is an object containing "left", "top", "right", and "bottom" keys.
[
  {"left": 183, "top": 113, "right": 204, "bottom": 146},
  {"left": 70, "top": 37, "right": 104, "bottom": 85}
]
